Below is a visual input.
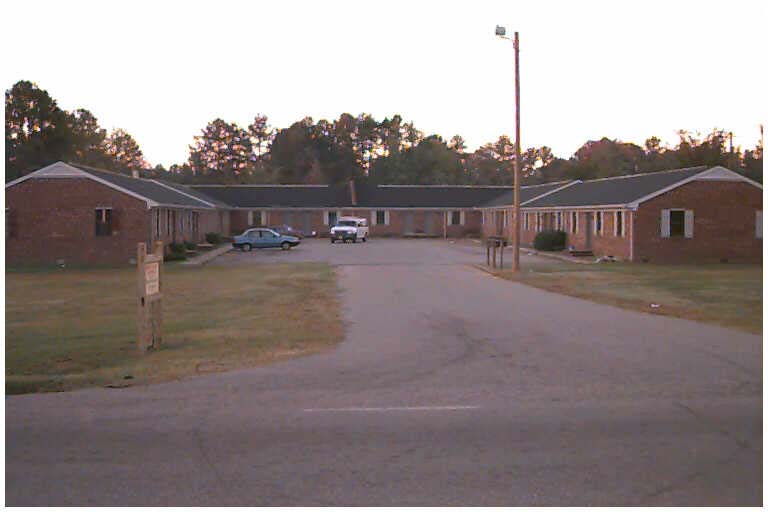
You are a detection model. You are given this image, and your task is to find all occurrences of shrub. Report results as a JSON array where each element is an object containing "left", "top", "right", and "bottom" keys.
[
  {"left": 205, "top": 232, "right": 222, "bottom": 245},
  {"left": 183, "top": 240, "right": 197, "bottom": 250},
  {"left": 168, "top": 242, "right": 186, "bottom": 254},
  {"left": 164, "top": 251, "right": 187, "bottom": 262},
  {"left": 533, "top": 230, "right": 567, "bottom": 251}
]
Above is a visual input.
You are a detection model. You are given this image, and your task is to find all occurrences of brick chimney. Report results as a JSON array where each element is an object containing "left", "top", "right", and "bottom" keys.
[{"left": 349, "top": 178, "right": 357, "bottom": 206}]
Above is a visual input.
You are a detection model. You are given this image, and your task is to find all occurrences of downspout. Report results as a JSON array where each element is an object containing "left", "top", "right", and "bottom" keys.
[{"left": 629, "top": 209, "right": 635, "bottom": 262}]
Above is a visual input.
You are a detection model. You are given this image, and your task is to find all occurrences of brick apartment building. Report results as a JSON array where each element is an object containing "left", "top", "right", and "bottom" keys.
[
  {"left": 193, "top": 182, "right": 515, "bottom": 239},
  {"left": 5, "top": 162, "right": 228, "bottom": 265},
  {"left": 5, "top": 162, "right": 762, "bottom": 265},
  {"left": 479, "top": 166, "right": 763, "bottom": 263}
]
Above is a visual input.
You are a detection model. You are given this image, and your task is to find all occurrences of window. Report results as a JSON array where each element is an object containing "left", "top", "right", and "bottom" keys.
[
  {"left": 326, "top": 211, "right": 338, "bottom": 226},
  {"left": 555, "top": 212, "right": 562, "bottom": 231},
  {"left": 661, "top": 209, "right": 693, "bottom": 238},
  {"left": 595, "top": 211, "right": 603, "bottom": 235},
  {"left": 669, "top": 210, "right": 685, "bottom": 237},
  {"left": 376, "top": 210, "right": 387, "bottom": 225},
  {"left": 536, "top": 212, "right": 542, "bottom": 232},
  {"left": 570, "top": 212, "right": 578, "bottom": 234},
  {"left": 757, "top": 211, "right": 762, "bottom": 239},
  {"left": 155, "top": 209, "right": 161, "bottom": 238},
  {"left": 451, "top": 211, "right": 461, "bottom": 225},
  {"left": 248, "top": 210, "right": 263, "bottom": 226},
  {"left": 523, "top": 212, "right": 529, "bottom": 230},
  {"left": 503, "top": 211, "right": 508, "bottom": 228},
  {"left": 95, "top": 208, "right": 112, "bottom": 236},
  {"left": 615, "top": 211, "right": 624, "bottom": 237}
]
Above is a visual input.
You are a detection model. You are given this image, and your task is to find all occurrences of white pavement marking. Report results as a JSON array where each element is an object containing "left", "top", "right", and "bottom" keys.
[{"left": 303, "top": 405, "right": 481, "bottom": 412}]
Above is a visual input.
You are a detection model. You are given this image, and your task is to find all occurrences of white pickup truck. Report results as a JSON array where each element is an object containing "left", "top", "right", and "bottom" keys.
[{"left": 330, "top": 217, "right": 369, "bottom": 243}]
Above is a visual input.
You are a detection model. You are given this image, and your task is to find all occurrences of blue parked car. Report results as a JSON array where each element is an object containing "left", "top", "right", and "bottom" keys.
[{"left": 232, "top": 228, "right": 300, "bottom": 251}]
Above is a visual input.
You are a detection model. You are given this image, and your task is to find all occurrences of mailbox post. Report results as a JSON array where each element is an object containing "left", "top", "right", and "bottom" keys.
[{"left": 137, "top": 241, "right": 163, "bottom": 353}]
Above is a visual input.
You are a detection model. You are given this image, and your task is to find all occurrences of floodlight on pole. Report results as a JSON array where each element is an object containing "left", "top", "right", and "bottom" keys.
[{"left": 495, "top": 25, "right": 521, "bottom": 273}]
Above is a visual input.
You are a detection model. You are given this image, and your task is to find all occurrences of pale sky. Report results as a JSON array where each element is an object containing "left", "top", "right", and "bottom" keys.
[{"left": 3, "top": 0, "right": 765, "bottom": 168}]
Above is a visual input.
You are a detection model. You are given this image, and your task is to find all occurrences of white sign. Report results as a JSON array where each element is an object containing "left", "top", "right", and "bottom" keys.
[
  {"left": 145, "top": 280, "right": 159, "bottom": 296},
  {"left": 144, "top": 262, "right": 159, "bottom": 295}
]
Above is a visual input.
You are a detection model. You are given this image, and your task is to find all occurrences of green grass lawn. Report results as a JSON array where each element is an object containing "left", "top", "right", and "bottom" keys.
[
  {"left": 6, "top": 263, "right": 343, "bottom": 394},
  {"left": 494, "top": 260, "right": 762, "bottom": 334}
]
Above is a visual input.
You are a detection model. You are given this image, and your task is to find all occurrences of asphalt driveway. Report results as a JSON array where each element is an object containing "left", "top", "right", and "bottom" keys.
[{"left": 6, "top": 239, "right": 762, "bottom": 505}]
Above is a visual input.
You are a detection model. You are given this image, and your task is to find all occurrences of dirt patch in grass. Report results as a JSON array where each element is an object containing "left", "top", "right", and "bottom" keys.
[
  {"left": 490, "top": 261, "right": 762, "bottom": 334},
  {"left": 6, "top": 263, "right": 343, "bottom": 394}
]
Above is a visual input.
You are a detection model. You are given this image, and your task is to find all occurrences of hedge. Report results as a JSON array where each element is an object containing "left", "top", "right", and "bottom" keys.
[{"left": 533, "top": 230, "right": 567, "bottom": 251}]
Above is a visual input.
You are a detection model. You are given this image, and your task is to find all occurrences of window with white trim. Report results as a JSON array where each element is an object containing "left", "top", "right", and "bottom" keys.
[
  {"left": 595, "top": 211, "right": 603, "bottom": 235},
  {"left": 375, "top": 210, "right": 388, "bottom": 225},
  {"left": 324, "top": 210, "right": 339, "bottom": 226},
  {"left": 660, "top": 209, "right": 693, "bottom": 238},
  {"left": 523, "top": 212, "right": 529, "bottom": 230},
  {"left": 95, "top": 208, "right": 113, "bottom": 236},
  {"left": 570, "top": 211, "right": 578, "bottom": 234},
  {"left": 555, "top": 212, "right": 562, "bottom": 231},
  {"left": 536, "top": 212, "right": 542, "bottom": 232},
  {"left": 449, "top": 210, "right": 463, "bottom": 225},
  {"left": 614, "top": 211, "right": 624, "bottom": 238}
]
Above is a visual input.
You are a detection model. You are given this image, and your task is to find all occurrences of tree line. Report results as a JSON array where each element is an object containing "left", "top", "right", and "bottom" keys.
[{"left": 6, "top": 80, "right": 763, "bottom": 186}]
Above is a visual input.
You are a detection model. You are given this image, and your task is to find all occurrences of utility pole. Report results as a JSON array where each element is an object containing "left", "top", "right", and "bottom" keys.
[
  {"left": 495, "top": 25, "right": 522, "bottom": 272},
  {"left": 512, "top": 31, "right": 521, "bottom": 273}
]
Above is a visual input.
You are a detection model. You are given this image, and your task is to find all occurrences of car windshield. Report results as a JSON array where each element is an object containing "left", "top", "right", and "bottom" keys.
[{"left": 337, "top": 220, "right": 357, "bottom": 227}]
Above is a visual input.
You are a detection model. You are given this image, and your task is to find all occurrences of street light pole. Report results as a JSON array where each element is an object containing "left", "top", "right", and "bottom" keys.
[
  {"left": 512, "top": 31, "right": 521, "bottom": 273},
  {"left": 495, "top": 26, "right": 521, "bottom": 272}
]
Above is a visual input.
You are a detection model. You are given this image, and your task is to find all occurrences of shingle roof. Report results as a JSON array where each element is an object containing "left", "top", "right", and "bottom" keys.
[
  {"left": 523, "top": 166, "right": 709, "bottom": 208},
  {"left": 69, "top": 164, "right": 215, "bottom": 209},
  {"left": 354, "top": 185, "right": 514, "bottom": 208},
  {"left": 153, "top": 180, "right": 232, "bottom": 209},
  {"left": 190, "top": 185, "right": 352, "bottom": 208},
  {"left": 482, "top": 181, "right": 574, "bottom": 207}
]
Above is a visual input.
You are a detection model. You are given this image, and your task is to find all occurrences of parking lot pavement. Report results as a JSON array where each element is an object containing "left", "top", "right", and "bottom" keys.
[
  {"left": 211, "top": 237, "right": 524, "bottom": 267},
  {"left": 6, "top": 237, "right": 762, "bottom": 506}
]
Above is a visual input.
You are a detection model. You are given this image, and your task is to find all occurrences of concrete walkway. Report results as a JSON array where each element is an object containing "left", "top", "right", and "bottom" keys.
[{"left": 180, "top": 244, "right": 231, "bottom": 265}]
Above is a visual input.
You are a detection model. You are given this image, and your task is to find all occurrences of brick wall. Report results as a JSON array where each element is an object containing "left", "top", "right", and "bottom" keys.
[
  {"left": 481, "top": 208, "right": 632, "bottom": 259},
  {"left": 230, "top": 208, "right": 482, "bottom": 238},
  {"left": 633, "top": 180, "right": 762, "bottom": 263},
  {"left": 6, "top": 178, "right": 149, "bottom": 266}
]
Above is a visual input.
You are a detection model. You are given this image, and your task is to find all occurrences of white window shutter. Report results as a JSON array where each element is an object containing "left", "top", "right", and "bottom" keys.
[
  {"left": 459, "top": 211, "right": 466, "bottom": 226},
  {"left": 575, "top": 213, "right": 579, "bottom": 234},
  {"left": 247, "top": 211, "right": 254, "bottom": 225},
  {"left": 384, "top": 211, "right": 390, "bottom": 225},
  {"left": 260, "top": 211, "right": 267, "bottom": 225},
  {"left": 757, "top": 211, "right": 762, "bottom": 239},
  {"left": 614, "top": 212, "right": 618, "bottom": 237},
  {"left": 323, "top": 211, "right": 329, "bottom": 225},
  {"left": 684, "top": 210, "right": 694, "bottom": 238},
  {"left": 370, "top": 211, "right": 376, "bottom": 226},
  {"left": 660, "top": 209, "right": 670, "bottom": 238}
]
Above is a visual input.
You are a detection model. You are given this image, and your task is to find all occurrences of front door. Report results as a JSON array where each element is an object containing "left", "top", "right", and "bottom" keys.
[
  {"left": 424, "top": 212, "right": 435, "bottom": 235},
  {"left": 403, "top": 212, "right": 414, "bottom": 234},
  {"left": 584, "top": 212, "right": 593, "bottom": 249}
]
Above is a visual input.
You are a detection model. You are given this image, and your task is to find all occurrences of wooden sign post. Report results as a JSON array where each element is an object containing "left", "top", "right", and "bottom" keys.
[{"left": 137, "top": 241, "right": 163, "bottom": 353}]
